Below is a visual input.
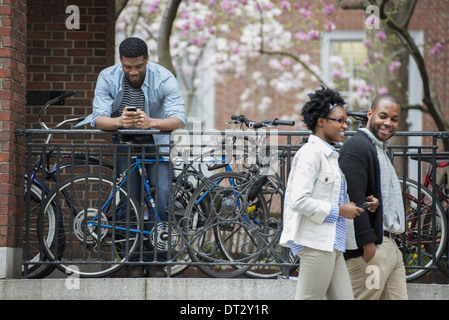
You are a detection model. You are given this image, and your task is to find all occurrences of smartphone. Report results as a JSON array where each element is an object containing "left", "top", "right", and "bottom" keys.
[
  {"left": 357, "top": 203, "right": 370, "bottom": 209},
  {"left": 126, "top": 107, "right": 137, "bottom": 112}
]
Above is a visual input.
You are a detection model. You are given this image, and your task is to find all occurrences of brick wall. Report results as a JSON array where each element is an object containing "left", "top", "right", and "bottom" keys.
[
  {"left": 0, "top": 0, "right": 115, "bottom": 258},
  {"left": 0, "top": 0, "right": 27, "bottom": 249},
  {"left": 26, "top": 0, "right": 116, "bottom": 131}
]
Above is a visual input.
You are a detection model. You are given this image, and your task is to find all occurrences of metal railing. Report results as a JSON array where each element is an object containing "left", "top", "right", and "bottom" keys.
[{"left": 16, "top": 128, "right": 449, "bottom": 282}]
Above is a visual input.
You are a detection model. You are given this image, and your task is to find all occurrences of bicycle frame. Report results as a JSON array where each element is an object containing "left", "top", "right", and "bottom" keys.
[
  {"left": 86, "top": 156, "right": 168, "bottom": 237},
  {"left": 421, "top": 160, "right": 449, "bottom": 207}
]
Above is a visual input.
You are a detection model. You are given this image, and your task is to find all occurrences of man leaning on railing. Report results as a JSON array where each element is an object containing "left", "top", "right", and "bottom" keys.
[{"left": 75, "top": 37, "right": 186, "bottom": 278}]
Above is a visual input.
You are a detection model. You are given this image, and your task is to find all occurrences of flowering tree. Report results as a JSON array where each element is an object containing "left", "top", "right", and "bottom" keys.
[
  {"left": 117, "top": 0, "right": 448, "bottom": 145},
  {"left": 337, "top": 0, "right": 449, "bottom": 150}
]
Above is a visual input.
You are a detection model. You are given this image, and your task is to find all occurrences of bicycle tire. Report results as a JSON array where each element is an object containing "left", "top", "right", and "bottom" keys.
[
  {"left": 163, "top": 176, "right": 205, "bottom": 277},
  {"left": 22, "top": 182, "right": 59, "bottom": 278},
  {"left": 182, "top": 171, "right": 272, "bottom": 278},
  {"left": 38, "top": 174, "right": 142, "bottom": 278},
  {"left": 242, "top": 176, "right": 300, "bottom": 279},
  {"left": 398, "top": 177, "right": 447, "bottom": 281}
]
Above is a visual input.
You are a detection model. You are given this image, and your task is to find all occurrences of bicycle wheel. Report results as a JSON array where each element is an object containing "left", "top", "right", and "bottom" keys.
[
  {"left": 398, "top": 177, "right": 447, "bottom": 281},
  {"left": 163, "top": 177, "right": 202, "bottom": 277},
  {"left": 22, "top": 182, "right": 60, "bottom": 278},
  {"left": 182, "top": 171, "right": 274, "bottom": 278},
  {"left": 38, "top": 174, "right": 142, "bottom": 278},
  {"left": 242, "top": 175, "right": 300, "bottom": 279}
]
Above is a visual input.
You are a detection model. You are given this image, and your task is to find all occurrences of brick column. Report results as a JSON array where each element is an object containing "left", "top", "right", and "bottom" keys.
[{"left": 0, "top": 0, "right": 27, "bottom": 279}]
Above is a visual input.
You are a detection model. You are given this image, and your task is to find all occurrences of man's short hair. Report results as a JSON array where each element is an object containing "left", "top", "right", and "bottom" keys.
[
  {"left": 119, "top": 37, "right": 149, "bottom": 59},
  {"left": 371, "top": 94, "right": 400, "bottom": 110}
]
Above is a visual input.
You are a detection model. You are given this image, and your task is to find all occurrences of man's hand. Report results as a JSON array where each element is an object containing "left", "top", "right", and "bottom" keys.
[
  {"left": 120, "top": 107, "right": 142, "bottom": 128},
  {"left": 95, "top": 107, "right": 184, "bottom": 131},
  {"left": 365, "top": 195, "right": 380, "bottom": 213},
  {"left": 363, "top": 242, "right": 376, "bottom": 262}
]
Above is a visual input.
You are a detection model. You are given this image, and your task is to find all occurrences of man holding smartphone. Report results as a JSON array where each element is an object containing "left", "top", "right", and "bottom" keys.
[{"left": 77, "top": 37, "right": 186, "bottom": 278}]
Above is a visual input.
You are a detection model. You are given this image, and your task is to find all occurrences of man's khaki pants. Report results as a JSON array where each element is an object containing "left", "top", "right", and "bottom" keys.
[
  {"left": 295, "top": 247, "right": 354, "bottom": 300},
  {"left": 345, "top": 236, "right": 408, "bottom": 300}
]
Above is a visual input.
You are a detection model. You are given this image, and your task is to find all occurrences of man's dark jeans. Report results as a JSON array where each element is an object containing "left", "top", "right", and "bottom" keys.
[{"left": 113, "top": 135, "right": 169, "bottom": 264}]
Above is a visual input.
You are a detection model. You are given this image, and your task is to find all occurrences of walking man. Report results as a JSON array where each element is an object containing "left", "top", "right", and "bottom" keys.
[{"left": 338, "top": 94, "right": 408, "bottom": 299}]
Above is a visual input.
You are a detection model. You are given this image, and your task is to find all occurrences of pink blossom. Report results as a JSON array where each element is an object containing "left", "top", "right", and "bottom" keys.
[
  {"left": 363, "top": 59, "right": 370, "bottom": 67},
  {"left": 304, "top": 2, "right": 311, "bottom": 9},
  {"left": 308, "top": 30, "right": 320, "bottom": 40},
  {"left": 221, "top": 0, "right": 231, "bottom": 10},
  {"left": 325, "top": 21, "right": 336, "bottom": 32},
  {"left": 190, "top": 35, "right": 207, "bottom": 46},
  {"left": 365, "top": 16, "right": 379, "bottom": 29},
  {"left": 323, "top": 5, "right": 334, "bottom": 15},
  {"left": 193, "top": 19, "right": 205, "bottom": 31},
  {"left": 299, "top": 8, "right": 312, "bottom": 19},
  {"left": 374, "top": 52, "right": 384, "bottom": 61},
  {"left": 281, "top": 57, "right": 291, "bottom": 66},
  {"left": 146, "top": 0, "right": 160, "bottom": 14},
  {"left": 264, "top": 2, "right": 275, "bottom": 10},
  {"left": 376, "top": 32, "right": 386, "bottom": 40},
  {"left": 389, "top": 61, "right": 401, "bottom": 72},
  {"left": 333, "top": 69, "right": 342, "bottom": 79},
  {"left": 294, "top": 32, "right": 309, "bottom": 41},
  {"left": 363, "top": 40, "right": 372, "bottom": 48},
  {"left": 430, "top": 42, "right": 444, "bottom": 55},
  {"left": 280, "top": 1, "right": 291, "bottom": 10},
  {"left": 180, "top": 11, "right": 190, "bottom": 19},
  {"left": 378, "top": 87, "right": 388, "bottom": 94}
]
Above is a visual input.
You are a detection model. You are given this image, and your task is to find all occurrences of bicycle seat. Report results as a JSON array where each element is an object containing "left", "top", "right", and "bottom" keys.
[{"left": 410, "top": 154, "right": 449, "bottom": 168}]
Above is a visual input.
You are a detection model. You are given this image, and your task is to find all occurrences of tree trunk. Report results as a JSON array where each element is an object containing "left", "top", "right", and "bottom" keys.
[{"left": 157, "top": 0, "right": 182, "bottom": 76}]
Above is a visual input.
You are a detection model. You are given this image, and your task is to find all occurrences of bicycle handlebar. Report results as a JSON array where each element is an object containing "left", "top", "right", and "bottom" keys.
[
  {"left": 230, "top": 115, "right": 295, "bottom": 128},
  {"left": 38, "top": 91, "right": 78, "bottom": 130},
  {"left": 57, "top": 90, "right": 77, "bottom": 102},
  {"left": 346, "top": 110, "right": 368, "bottom": 123}
]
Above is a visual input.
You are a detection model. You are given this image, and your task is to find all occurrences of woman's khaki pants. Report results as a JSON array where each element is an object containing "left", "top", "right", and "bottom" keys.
[{"left": 295, "top": 247, "right": 354, "bottom": 300}]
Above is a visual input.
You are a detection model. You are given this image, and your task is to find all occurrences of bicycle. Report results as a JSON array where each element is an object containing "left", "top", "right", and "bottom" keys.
[
  {"left": 36, "top": 136, "right": 202, "bottom": 278},
  {"left": 397, "top": 153, "right": 448, "bottom": 281},
  {"left": 22, "top": 90, "right": 115, "bottom": 279},
  {"left": 176, "top": 115, "right": 298, "bottom": 278}
]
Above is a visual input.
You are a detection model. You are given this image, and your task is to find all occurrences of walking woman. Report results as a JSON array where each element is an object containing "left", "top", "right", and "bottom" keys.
[{"left": 280, "top": 86, "right": 378, "bottom": 300}]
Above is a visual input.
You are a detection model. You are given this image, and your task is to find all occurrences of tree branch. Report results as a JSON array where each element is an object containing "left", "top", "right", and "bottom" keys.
[
  {"left": 335, "top": 0, "right": 369, "bottom": 10},
  {"left": 257, "top": 0, "right": 329, "bottom": 87},
  {"left": 260, "top": 49, "right": 328, "bottom": 86}
]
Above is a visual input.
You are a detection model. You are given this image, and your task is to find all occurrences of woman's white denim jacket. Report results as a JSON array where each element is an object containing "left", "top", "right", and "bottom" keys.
[
  {"left": 76, "top": 62, "right": 186, "bottom": 153},
  {"left": 280, "top": 135, "right": 357, "bottom": 252}
]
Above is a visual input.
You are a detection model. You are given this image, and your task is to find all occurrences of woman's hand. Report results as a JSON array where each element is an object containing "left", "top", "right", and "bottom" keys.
[{"left": 339, "top": 202, "right": 364, "bottom": 219}]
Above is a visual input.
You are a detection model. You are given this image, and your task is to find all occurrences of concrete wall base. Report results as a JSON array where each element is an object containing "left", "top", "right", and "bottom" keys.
[
  {"left": 0, "top": 248, "right": 22, "bottom": 279},
  {"left": 0, "top": 277, "right": 447, "bottom": 300}
]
